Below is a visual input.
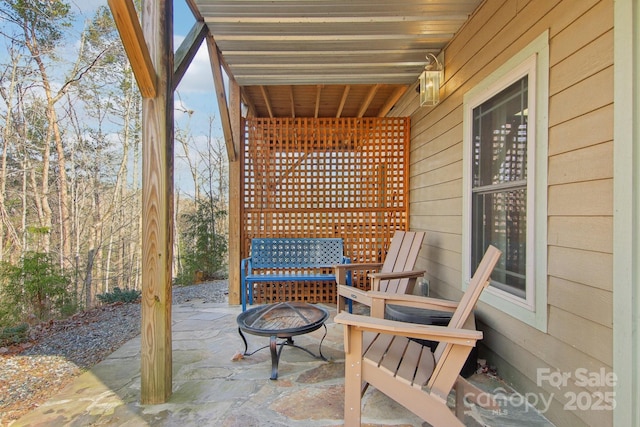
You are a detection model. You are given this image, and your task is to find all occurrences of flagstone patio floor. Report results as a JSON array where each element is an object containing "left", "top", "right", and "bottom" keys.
[{"left": 11, "top": 301, "right": 555, "bottom": 426}]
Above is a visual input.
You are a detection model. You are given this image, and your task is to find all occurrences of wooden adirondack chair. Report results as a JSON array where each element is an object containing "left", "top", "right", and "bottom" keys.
[
  {"left": 334, "top": 245, "right": 502, "bottom": 427},
  {"left": 334, "top": 230, "right": 426, "bottom": 313}
]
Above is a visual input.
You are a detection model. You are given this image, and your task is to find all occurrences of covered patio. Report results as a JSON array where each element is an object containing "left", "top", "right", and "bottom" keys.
[
  {"left": 107, "top": 0, "right": 487, "bottom": 405},
  {"left": 12, "top": 287, "right": 553, "bottom": 426},
  {"left": 104, "top": 0, "right": 640, "bottom": 426}
]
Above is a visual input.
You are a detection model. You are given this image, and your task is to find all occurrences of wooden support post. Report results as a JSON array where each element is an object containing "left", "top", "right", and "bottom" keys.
[
  {"left": 228, "top": 80, "right": 242, "bottom": 305},
  {"left": 140, "top": 0, "right": 173, "bottom": 404}
]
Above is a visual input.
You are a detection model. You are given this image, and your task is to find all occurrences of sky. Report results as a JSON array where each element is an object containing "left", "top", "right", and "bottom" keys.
[
  {"left": 172, "top": 1, "right": 225, "bottom": 196},
  {"left": 172, "top": 0, "right": 219, "bottom": 125},
  {"left": 73, "top": 0, "right": 223, "bottom": 196},
  {"left": 69, "top": 0, "right": 216, "bottom": 101},
  {"left": 0, "top": 0, "right": 223, "bottom": 195}
]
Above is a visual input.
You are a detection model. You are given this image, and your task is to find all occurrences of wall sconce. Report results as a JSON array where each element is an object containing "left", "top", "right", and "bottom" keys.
[{"left": 419, "top": 53, "right": 443, "bottom": 107}]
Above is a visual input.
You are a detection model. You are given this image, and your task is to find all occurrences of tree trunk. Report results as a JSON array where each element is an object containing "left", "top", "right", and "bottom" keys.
[
  {"left": 105, "top": 227, "right": 114, "bottom": 293},
  {"left": 84, "top": 248, "right": 95, "bottom": 308},
  {"left": 51, "top": 116, "right": 72, "bottom": 269},
  {"left": 0, "top": 52, "right": 20, "bottom": 261}
]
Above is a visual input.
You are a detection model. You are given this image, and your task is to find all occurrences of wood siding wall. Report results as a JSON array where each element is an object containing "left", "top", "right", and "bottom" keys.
[{"left": 391, "top": 1, "right": 614, "bottom": 425}]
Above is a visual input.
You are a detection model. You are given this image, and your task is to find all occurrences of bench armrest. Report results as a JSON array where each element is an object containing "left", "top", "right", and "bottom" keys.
[
  {"left": 240, "top": 257, "right": 253, "bottom": 274},
  {"left": 240, "top": 257, "right": 253, "bottom": 311}
]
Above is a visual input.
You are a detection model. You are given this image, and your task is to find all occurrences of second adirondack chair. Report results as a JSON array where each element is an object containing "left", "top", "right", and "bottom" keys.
[{"left": 334, "top": 230, "right": 426, "bottom": 313}]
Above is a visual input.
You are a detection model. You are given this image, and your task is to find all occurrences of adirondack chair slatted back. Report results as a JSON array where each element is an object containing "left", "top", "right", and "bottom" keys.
[
  {"left": 428, "top": 245, "right": 502, "bottom": 389},
  {"left": 377, "top": 231, "right": 426, "bottom": 293}
]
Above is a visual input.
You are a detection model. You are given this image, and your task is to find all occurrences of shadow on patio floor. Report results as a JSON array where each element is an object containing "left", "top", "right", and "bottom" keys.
[{"left": 12, "top": 301, "right": 554, "bottom": 426}]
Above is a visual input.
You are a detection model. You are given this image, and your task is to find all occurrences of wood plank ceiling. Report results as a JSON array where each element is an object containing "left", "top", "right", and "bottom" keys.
[{"left": 193, "top": 0, "right": 482, "bottom": 118}]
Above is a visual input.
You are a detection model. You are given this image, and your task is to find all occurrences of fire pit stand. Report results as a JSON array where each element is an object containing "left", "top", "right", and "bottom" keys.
[{"left": 236, "top": 302, "right": 329, "bottom": 379}]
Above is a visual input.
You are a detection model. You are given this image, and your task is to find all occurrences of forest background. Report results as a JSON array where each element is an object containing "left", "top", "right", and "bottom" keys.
[{"left": 0, "top": 0, "right": 228, "bottom": 330}]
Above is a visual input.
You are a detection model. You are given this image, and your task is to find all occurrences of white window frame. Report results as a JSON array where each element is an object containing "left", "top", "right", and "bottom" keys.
[{"left": 462, "top": 31, "right": 549, "bottom": 332}]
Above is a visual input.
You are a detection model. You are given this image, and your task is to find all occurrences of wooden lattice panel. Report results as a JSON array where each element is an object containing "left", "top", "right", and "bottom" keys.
[{"left": 242, "top": 117, "right": 410, "bottom": 304}]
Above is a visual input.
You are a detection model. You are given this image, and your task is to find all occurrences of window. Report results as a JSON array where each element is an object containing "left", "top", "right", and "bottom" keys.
[
  {"left": 462, "top": 32, "right": 548, "bottom": 331},
  {"left": 471, "top": 77, "right": 529, "bottom": 299}
]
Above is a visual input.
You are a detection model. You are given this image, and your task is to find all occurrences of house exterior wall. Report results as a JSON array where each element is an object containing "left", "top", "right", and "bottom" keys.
[
  {"left": 612, "top": 1, "right": 640, "bottom": 425},
  {"left": 390, "top": 0, "right": 614, "bottom": 425}
]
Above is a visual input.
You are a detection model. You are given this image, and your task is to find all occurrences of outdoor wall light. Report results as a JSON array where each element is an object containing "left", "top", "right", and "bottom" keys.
[{"left": 419, "top": 53, "right": 443, "bottom": 107}]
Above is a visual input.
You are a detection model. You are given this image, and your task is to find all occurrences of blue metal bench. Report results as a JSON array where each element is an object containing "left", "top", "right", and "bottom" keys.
[{"left": 241, "top": 238, "right": 351, "bottom": 311}]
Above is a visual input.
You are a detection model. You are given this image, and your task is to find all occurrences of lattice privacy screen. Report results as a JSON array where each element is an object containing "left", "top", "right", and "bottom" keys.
[{"left": 243, "top": 117, "right": 410, "bottom": 304}]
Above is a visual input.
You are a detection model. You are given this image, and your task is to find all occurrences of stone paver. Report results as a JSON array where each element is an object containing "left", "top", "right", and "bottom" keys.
[{"left": 11, "top": 301, "right": 554, "bottom": 427}]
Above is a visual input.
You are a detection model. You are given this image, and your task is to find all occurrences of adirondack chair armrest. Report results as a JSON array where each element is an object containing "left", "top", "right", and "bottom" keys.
[
  {"left": 334, "top": 262, "right": 384, "bottom": 285},
  {"left": 335, "top": 312, "right": 482, "bottom": 347},
  {"left": 334, "top": 262, "right": 384, "bottom": 270},
  {"left": 337, "top": 284, "right": 373, "bottom": 307},
  {"left": 368, "top": 269, "right": 425, "bottom": 281},
  {"left": 366, "top": 291, "right": 459, "bottom": 313},
  {"left": 368, "top": 269, "right": 425, "bottom": 291}
]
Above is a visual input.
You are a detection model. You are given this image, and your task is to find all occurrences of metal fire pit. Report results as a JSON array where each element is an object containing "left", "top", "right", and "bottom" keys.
[{"left": 236, "top": 302, "right": 329, "bottom": 379}]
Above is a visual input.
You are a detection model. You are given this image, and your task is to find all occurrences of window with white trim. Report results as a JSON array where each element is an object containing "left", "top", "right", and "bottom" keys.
[
  {"left": 471, "top": 76, "right": 529, "bottom": 299},
  {"left": 463, "top": 32, "right": 548, "bottom": 331}
]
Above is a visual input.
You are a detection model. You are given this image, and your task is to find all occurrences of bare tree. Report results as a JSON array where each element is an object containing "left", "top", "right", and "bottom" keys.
[
  {"left": 3, "top": 1, "right": 117, "bottom": 266},
  {"left": 78, "top": 5, "right": 143, "bottom": 298},
  {"left": 0, "top": 43, "right": 25, "bottom": 261}
]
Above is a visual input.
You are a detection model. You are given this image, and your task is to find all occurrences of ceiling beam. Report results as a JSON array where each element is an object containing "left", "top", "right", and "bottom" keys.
[
  {"left": 336, "top": 85, "right": 350, "bottom": 118},
  {"left": 314, "top": 85, "right": 323, "bottom": 118},
  {"left": 242, "top": 92, "right": 257, "bottom": 117},
  {"left": 230, "top": 74, "right": 415, "bottom": 86},
  {"left": 377, "top": 85, "right": 408, "bottom": 117},
  {"left": 213, "top": 33, "right": 455, "bottom": 42},
  {"left": 260, "top": 86, "right": 274, "bottom": 118},
  {"left": 207, "top": 35, "right": 237, "bottom": 161},
  {"left": 205, "top": 15, "right": 471, "bottom": 24},
  {"left": 107, "top": 0, "right": 156, "bottom": 98},
  {"left": 288, "top": 86, "right": 296, "bottom": 118},
  {"left": 173, "top": 21, "right": 208, "bottom": 91},
  {"left": 227, "top": 61, "right": 425, "bottom": 70},
  {"left": 357, "top": 84, "right": 381, "bottom": 117},
  {"left": 222, "top": 49, "right": 438, "bottom": 58}
]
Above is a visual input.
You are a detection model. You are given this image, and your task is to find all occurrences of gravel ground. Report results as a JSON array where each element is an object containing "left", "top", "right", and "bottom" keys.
[{"left": 0, "top": 280, "right": 229, "bottom": 426}]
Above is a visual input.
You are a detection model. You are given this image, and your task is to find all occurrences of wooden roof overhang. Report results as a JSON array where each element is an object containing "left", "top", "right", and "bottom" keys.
[
  {"left": 107, "top": 0, "right": 482, "bottom": 405},
  {"left": 194, "top": 0, "right": 482, "bottom": 119}
]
